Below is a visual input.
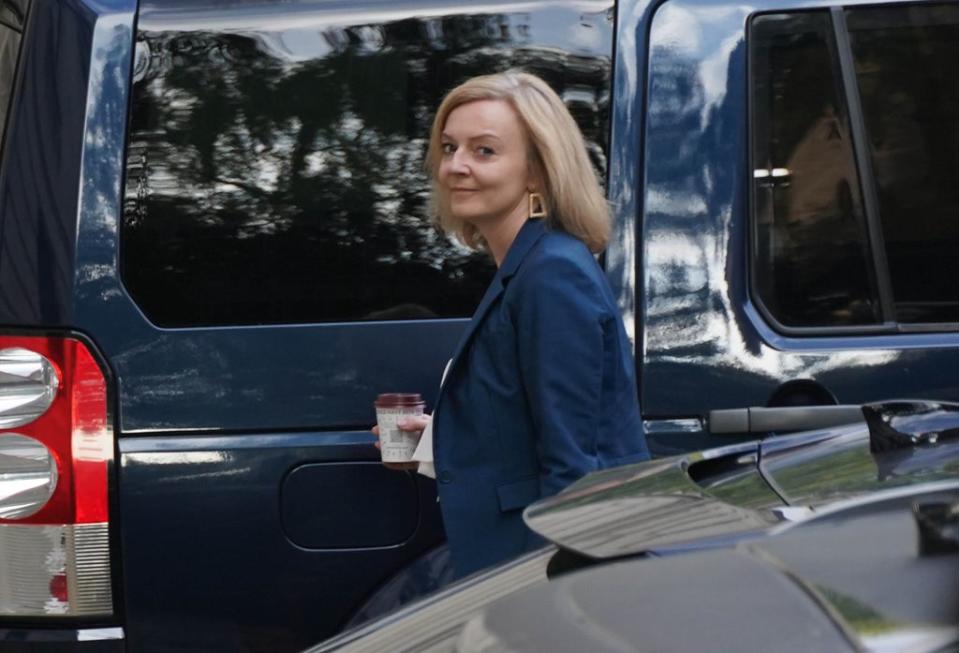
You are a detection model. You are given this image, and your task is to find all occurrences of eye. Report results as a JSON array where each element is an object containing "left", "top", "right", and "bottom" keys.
[
  {"left": 441, "top": 142, "right": 456, "bottom": 156},
  {"left": 476, "top": 146, "right": 495, "bottom": 157}
]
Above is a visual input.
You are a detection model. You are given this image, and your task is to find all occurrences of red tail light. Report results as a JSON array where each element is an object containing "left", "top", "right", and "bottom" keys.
[{"left": 0, "top": 335, "right": 113, "bottom": 617}]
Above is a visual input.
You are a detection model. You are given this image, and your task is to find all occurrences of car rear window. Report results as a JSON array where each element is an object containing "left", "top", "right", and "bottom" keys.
[{"left": 750, "top": 3, "right": 959, "bottom": 331}]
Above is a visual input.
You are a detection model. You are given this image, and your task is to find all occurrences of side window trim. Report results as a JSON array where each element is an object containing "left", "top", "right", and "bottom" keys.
[{"left": 746, "top": 4, "right": 959, "bottom": 337}]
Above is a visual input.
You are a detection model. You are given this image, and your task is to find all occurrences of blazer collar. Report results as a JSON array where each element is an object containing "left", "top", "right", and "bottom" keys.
[
  {"left": 444, "top": 219, "right": 548, "bottom": 376},
  {"left": 498, "top": 217, "right": 547, "bottom": 282}
]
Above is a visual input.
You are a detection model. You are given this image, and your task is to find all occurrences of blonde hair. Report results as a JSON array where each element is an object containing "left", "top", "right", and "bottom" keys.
[{"left": 425, "top": 71, "right": 610, "bottom": 253}]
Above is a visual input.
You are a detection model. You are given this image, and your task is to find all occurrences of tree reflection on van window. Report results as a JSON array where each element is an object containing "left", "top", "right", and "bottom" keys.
[{"left": 121, "top": 3, "right": 613, "bottom": 327}]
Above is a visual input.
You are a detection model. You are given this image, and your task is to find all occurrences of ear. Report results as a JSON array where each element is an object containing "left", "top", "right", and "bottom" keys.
[
  {"left": 526, "top": 169, "right": 544, "bottom": 194},
  {"left": 526, "top": 154, "right": 546, "bottom": 194}
]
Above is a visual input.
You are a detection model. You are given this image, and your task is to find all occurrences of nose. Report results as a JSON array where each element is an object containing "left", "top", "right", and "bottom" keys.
[{"left": 448, "top": 148, "right": 470, "bottom": 176}]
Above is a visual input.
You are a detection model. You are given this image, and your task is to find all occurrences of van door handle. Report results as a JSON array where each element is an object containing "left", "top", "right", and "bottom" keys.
[{"left": 708, "top": 405, "right": 865, "bottom": 435}]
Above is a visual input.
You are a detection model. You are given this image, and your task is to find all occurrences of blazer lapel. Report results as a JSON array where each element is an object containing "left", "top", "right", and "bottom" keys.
[
  {"left": 444, "top": 219, "right": 548, "bottom": 377},
  {"left": 446, "top": 272, "right": 504, "bottom": 370}
]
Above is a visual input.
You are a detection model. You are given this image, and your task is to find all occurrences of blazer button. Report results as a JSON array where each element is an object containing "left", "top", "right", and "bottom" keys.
[{"left": 438, "top": 471, "right": 453, "bottom": 484}]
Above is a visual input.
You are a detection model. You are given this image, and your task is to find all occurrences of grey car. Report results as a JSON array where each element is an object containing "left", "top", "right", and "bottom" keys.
[
  {"left": 454, "top": 483, "right": 959, "bottom": 653},
  {"left": 307, "top": 400, "right": 959, "bottom": 653}
]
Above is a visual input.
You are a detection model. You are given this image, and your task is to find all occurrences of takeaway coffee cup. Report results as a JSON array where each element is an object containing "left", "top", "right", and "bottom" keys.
[{"left": 374, "top": 393, "right": 426, "bottom": 462}]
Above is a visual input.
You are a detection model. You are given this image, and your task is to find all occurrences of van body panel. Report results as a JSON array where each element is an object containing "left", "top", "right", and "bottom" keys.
[
  {"left": 638, "top": 0, "right": 959, "bottom": 455},
  {"left": 118, "top": 433, "right": 445, "bottom": 652},
  {"left": 0, "top": 0, "right": 100, "bottom": 327}
]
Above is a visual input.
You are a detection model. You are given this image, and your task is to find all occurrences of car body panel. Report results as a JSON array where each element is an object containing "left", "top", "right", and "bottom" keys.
[
  {"left": 523, "top": 441, "right": 782, "bottom": 559},
  {"left": 462, "top": 550, "right": 859, "bottom": 653},
  {"left": 306, "top": 547, "right": 556, "bottom": 653},
  {"left": 524, "top": 401, "right": 959, "bottom": 560},
  {"left": 455, "top": 484, "right": 959, "bottom": 653},
  {"left": 760, "top": 401, "right": 959, "bottom": 506}
]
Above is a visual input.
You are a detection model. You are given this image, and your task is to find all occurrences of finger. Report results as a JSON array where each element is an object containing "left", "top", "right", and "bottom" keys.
[
  {"left": 397, "top": 416, "right": 430, "bottom": 431},
  {"left": 371, "top": 425, "right": 380, "bottom": 436}
]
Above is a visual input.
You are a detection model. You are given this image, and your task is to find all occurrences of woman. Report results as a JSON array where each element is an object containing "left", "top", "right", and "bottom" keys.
[{"left": 379, "top": 71, "right": 649, "bottom": 579}]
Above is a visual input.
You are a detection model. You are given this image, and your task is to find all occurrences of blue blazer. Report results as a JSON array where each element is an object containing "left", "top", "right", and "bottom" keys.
[{"left": 432, "top": 218, "right": 649, "bottom": 578}]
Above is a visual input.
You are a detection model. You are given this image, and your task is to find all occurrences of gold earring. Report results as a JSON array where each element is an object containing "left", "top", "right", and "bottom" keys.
[{"left": 528, "top": 192, "right": 547, "bottom": 218}]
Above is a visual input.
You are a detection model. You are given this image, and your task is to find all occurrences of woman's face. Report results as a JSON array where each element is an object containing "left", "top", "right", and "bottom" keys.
[{"left": 439, "top": 99, "right": 533, "bottom": 227}]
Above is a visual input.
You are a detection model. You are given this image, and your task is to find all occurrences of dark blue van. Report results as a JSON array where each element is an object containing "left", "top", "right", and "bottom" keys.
[{"left": 0, "top": 0, "right": 956, "bottom": 650}]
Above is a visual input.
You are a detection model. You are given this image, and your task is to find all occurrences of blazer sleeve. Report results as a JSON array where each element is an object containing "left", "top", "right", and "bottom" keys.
[{"left": 512, "top": 253, "right": 611, "bottom": 498}]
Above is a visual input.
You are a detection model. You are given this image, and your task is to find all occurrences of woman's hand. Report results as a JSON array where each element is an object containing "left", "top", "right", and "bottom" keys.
[{"left": 372, "top": 414, "right": 431, "bottom": 471}]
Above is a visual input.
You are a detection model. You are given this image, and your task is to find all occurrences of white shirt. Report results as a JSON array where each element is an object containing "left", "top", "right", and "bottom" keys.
[{"left": 411, "top": 359, "right": 452, "bottom": 479}]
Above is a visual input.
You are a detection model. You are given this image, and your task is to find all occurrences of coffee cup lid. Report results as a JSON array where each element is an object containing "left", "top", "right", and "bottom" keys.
[{"left": 375, "top": 393, "right": 425, "bottom": 407}]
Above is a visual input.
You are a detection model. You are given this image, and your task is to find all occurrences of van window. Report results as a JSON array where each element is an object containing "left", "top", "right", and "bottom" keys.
[
  {"left": 847, "top": 3, "right": 959, "bottom": 324},
  {"left": 750, "top": 11, "right": 881, "bottom": 329},
  {"left": 121, "top": 7, "right": 613, "bottom": 328},
  {"left": 0, "top": 0, "right": 28, "bottom": 157},
  {"left": 751, "top": 5, "right": 959, "bottom": 331}
]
